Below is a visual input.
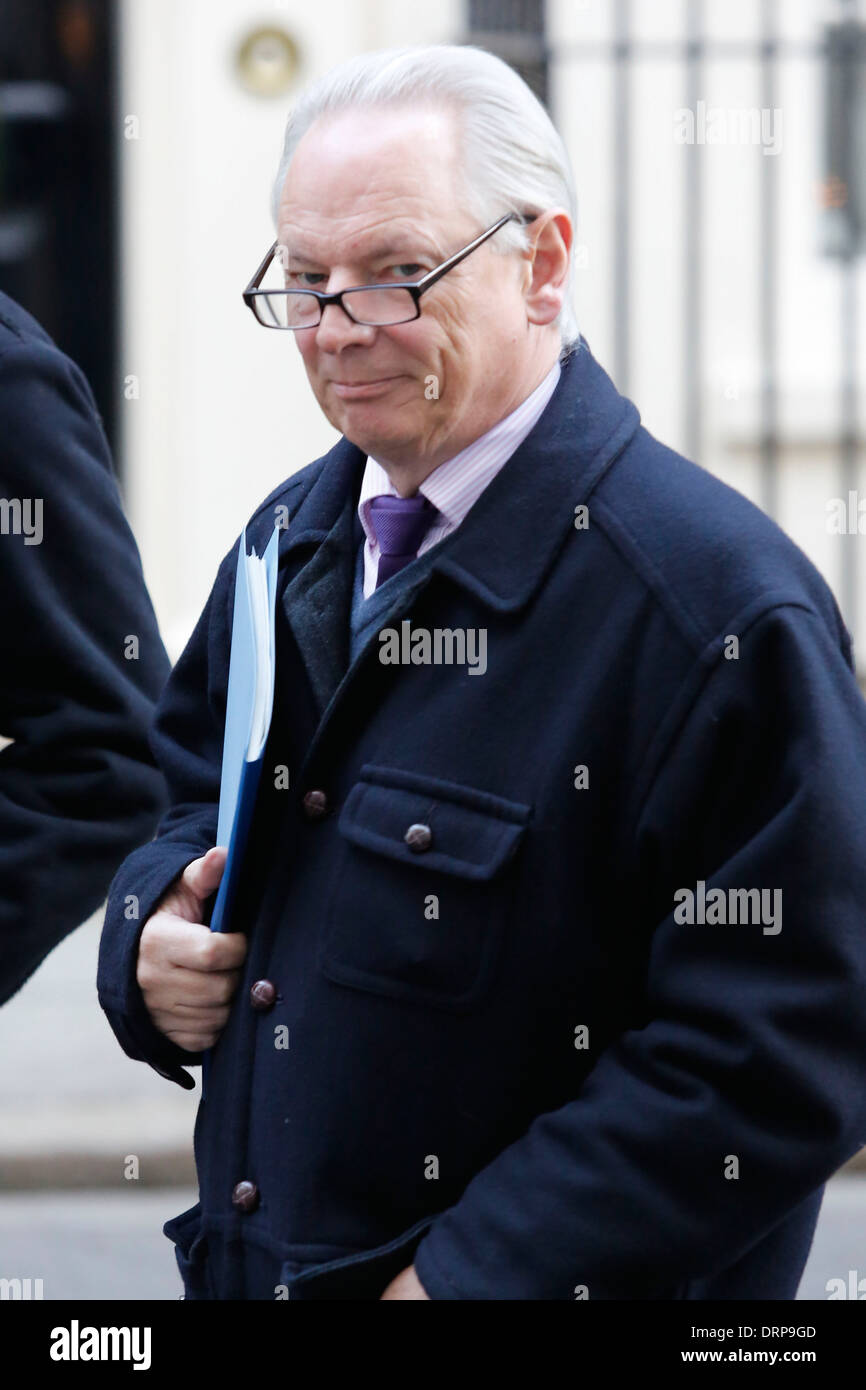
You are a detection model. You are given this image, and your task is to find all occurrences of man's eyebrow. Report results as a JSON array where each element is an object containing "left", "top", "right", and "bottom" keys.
[{"left": 279, "top": 235, "right": 440, "bottom": 264}]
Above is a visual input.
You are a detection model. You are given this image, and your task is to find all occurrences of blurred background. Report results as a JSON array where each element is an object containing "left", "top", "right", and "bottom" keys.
[{"left": 0, "top": 0, "right": 863, "bottom": 1299}]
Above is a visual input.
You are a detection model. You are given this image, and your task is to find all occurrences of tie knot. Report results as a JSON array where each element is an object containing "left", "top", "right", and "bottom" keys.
[
  {"left": 368, "top": 493, "right": 437, "bottom": 556},
  {"left": 367, "top": 493, "right": 438, "bottom": 588}
]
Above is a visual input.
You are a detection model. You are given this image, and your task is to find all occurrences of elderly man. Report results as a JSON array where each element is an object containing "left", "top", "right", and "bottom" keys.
[{"left": 98, "top": 45, "right": 866, "bottom": 1301}]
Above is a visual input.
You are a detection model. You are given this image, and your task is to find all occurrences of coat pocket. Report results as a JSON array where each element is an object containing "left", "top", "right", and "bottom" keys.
[
  {"left": 319, "top": 764, "right": 532, "bottom": 1011},
  {"left": 278, "top": 1213, "right": 438, "bottom": 1300},
  {"left": 163, "top": 1201, "right": 213, "bottom": 1301}
]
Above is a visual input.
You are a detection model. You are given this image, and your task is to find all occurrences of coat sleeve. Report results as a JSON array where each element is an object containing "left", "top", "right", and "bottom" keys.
[
  {"left": 96, "top": 541, "right": 239, "bottom": 1089},
  {"left": 413, "top": 601, "right": 866, "bottom": 1299},
  {"left": 0, "top": 336, "right": 172, "bottom": 1004}
]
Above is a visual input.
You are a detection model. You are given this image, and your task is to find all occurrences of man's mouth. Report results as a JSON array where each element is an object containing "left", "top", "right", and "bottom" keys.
[{"left": 331, "top": 376, "right": 403, "bottom": 399}]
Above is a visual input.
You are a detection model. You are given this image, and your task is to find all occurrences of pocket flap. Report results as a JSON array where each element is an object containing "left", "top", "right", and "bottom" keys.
[
  {"left": 338, "top": 765, "right": 531, "bottom": 881},
  {"left": 280, "top": 1213, "right": 437, "bottom": 1300}
]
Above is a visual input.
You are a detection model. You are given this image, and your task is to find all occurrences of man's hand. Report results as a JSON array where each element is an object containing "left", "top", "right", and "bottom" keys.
[
  {"left": 379, "top": 1265, "right": 430, "bottom": 1300},
  {"left": 136, "top": 846, "right": 248, "bottom": 1052}
]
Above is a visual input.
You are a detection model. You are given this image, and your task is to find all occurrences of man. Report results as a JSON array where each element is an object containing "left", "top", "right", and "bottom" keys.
[
  {"left": 0, "top": 291, "right": 170, "bottom": 1003},
  {"left": 98, "top": 45, "right": 866, "bottom": 1300}
]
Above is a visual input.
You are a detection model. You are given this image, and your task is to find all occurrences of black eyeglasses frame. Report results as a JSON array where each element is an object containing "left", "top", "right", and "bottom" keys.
[{"left": 242, "top": 211, "right": 535, "bottom": 330}]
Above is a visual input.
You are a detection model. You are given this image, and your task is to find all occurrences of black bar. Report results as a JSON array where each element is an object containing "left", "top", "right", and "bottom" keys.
[{"left": 9, "top": 1297, "right": 866, "bottom": 1371}]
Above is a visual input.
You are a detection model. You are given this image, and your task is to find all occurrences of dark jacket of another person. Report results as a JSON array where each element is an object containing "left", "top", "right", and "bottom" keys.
[{"left": 0, "top": 292, "right": 170, "bottom": 1002}]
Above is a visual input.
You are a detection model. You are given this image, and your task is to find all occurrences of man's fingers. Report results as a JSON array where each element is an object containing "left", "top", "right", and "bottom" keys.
[
  {"left": 160, "top": 1027, "right": 226, "bottom": 1054},
  {"left": 191, "top": 927, "right": 248, "bottom": 973},
  {"left": 150, "top": 999, "right": 234, "bottom": 1052},
  {"left": 136, "top": 901, "right": 248, "bottom": 1048},
  {"left": 152, "top": 1002, "right": 231, "bottom": 1028},
  {"left": 164, "top": 1001, "right": 233, "bottom": 1021},
  {"left": 150, "top": 968, "right": 242, "bottom": 1009},
  {"left": 156, "top": 847, "right": 228, "bottom": 924},
  {"left": 179, "top": 846, "right": 228, "bottom": 905},
  {"left": 141, "top": 916, "right": 247, "bottom": 973}
]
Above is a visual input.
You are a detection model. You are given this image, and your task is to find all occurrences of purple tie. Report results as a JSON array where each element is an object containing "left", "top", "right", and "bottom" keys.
[{"left": 368, "top": 493, "right": 438, "bottom": 588}]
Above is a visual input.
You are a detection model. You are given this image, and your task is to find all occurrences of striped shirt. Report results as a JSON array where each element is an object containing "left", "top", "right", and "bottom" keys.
[{"left": 357, "top": 359, "right": 562, "bottom": 598}]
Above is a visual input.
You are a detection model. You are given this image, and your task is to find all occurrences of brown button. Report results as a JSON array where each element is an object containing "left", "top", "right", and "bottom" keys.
[
  {"left": 249, "top": 980, "right": 277, "bottom": 1012},
  {"left": 302, "top": 789, "right": 328, "bottom": 820},
  {"left": 231, "top": 1180, "right": 259, "bottom": 1214},
  {"left": 404, "top": 823, "right": 433, "bottom": 853}
]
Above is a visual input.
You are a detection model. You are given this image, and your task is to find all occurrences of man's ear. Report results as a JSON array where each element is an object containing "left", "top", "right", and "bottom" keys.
[{"left": 522, "top": 210, "right": 573, "bottom": 327}]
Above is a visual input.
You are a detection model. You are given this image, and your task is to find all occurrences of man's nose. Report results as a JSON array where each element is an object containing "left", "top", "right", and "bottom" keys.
[{"left": 314, "top": 292, "right": 377, "bottom": 352}]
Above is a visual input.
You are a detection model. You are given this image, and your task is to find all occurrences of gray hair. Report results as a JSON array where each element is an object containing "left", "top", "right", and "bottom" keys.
[{"left": 271, "top": 44, "right": 580, "bottom": 353}]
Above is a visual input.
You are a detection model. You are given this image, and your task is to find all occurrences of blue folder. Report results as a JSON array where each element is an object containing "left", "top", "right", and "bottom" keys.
[{"left": 202, "top": 522, "right": 280, "bottom": 1093}]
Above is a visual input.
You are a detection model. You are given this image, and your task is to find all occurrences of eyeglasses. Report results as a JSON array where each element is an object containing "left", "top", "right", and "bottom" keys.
[{"left": 242, "top": 211, "right": 532, "bottom": 330}]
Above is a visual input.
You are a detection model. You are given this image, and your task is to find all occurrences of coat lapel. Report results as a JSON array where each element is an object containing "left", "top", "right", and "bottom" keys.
[
  {"left": 275, "top": 436, "right": 366, "bottom": 717},
  {"left": 279, "top": 488, "right": 357, "bottom": 716}
]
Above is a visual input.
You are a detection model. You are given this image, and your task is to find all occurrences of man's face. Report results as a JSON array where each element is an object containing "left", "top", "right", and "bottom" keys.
[{"left": 276, "top": 104, "right": 541, "bottom": 479}]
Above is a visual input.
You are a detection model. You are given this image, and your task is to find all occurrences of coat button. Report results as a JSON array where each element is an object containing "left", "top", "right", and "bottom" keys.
[
  {"left": 302, "top": 789, "right": 328, "bottom": 820},
  {"left": 249, "top": 980, "right": 277, "bottom": 1012},
  {"left": 231, "top": 1181, "right": 259, "bottom": 1213},
  {"left": 404, "top": 822, "right": 433, "bottom": 853}
]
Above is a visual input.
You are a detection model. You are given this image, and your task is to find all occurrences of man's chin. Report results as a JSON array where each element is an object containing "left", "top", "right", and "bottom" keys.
[
  {"left": 341, "top": 422, "right": 415, "bottom": 460},
  {"left": 331, "top": 398, "right": 419, "bottom": 450}
]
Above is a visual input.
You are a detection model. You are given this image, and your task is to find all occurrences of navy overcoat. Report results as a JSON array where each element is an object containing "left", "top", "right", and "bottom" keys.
[{"left": 98, "top": 337, "right": 866, "bottom": 1299}]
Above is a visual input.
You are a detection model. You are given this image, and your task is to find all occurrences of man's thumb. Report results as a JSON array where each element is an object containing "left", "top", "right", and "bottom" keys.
[{"left": 181, "top": 846, "right": 228, "bottom": 903}]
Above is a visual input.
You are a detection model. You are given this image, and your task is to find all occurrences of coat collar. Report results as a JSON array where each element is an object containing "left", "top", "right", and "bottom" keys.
[{"left": 278, "top": 335, "right": 641, "bottom": 616}]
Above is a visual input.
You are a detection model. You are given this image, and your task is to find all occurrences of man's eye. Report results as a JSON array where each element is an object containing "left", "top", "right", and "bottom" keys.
[
  {"left": 288, "top": 271, "right": 327, "bottom": 287},
  {"left": 389, "top": 263, "right": 423, "bottom": 279}
]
